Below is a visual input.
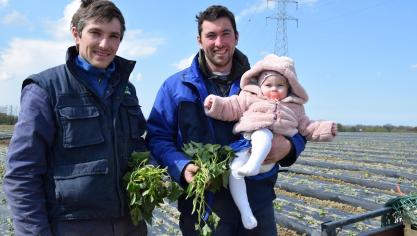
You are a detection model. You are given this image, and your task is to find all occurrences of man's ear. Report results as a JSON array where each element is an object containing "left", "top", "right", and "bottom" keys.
[
  {"left": 235, "top": 33, "right": 239, "bottom": 45},
  {"left": 197, "top": 35, "right": 202, "bottom": 48},
  {"left": 71, "top": 26, "right": 80, "bottom": 42}
]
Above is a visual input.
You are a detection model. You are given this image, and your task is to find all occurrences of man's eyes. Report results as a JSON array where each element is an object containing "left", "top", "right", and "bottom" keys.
[
  {"left": 89, "top": 30, "right": 100, "bottom": 36},
  {"left": 206, "top": 32, "right": 232, "bottom": 39}
]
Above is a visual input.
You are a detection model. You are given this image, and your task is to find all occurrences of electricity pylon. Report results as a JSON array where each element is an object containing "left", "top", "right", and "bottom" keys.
[{"left": 266, "top": 0, "right": 298, "bottom": 56}]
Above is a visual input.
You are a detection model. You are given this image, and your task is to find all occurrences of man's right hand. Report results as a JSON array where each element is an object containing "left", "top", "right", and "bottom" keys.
[
  {"left": 183, "top": 163, "right": 199, "bottom": 184},
  {"left": 204, "top": 96, "right": 213, "bottom": 110}
]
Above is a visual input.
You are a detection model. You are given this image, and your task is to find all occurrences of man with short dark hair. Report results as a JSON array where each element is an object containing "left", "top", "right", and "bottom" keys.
[
  {"left": 146, "top": 5, "right": 306, "bottom": 235},
  {"left": 4, "top": 1, "right": 147, "bottom": 235}
]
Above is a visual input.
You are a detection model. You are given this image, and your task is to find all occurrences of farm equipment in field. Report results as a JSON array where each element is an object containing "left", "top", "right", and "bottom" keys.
[{"left": 321, "top": 194, "right": 417, "bottom": 236}]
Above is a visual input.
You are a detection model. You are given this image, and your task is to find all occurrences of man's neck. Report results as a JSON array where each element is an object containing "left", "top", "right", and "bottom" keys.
[
  {"left": 205, "top": 56, "right": 232, "bottom": 75},
  {"left": 211, "top": 71, "right": 230, "bottom": 77}
]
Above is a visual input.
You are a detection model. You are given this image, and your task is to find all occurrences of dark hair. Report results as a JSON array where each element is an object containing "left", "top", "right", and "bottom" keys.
[
  {"left": 195, "top": 5, "right": 238, "bottom": 39},
  {"left": 71, "top": 0, "right": 126, "bottom": 40}
]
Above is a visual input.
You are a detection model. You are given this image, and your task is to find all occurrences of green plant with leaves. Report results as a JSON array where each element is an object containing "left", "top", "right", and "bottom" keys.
[
  {"left": 382, "top": 193, "right": 417, "bottom": 230},
  {"left": 124, "top": 151, "right": 183, "bottom": 225},
  {"left": 183, "top": 141, "right": 235, "bottom": 236}
]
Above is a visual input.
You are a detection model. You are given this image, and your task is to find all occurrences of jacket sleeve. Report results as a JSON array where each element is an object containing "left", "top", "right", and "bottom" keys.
[
  {"left": 278, "top": 133, "right": 306, "bottom": 167},
  {"left": 298, "top": 113, "right": 335, "bottom": 142},
  {"left": 204, "top": 94, "right": 246, "bottom": 121},
  {"left": 3, "top": 84, "right": 54, "bottom": 236},
  {"left": 145, "top": 82, "right": 191, "bottom": 183}
]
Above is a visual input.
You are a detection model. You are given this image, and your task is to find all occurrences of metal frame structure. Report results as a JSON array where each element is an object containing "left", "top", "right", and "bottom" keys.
[{"left": 321, "top": 207, "right": 404, "bottom": 236}]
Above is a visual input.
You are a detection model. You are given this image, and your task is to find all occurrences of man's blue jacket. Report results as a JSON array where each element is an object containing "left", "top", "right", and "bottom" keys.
[{"left": 146, "top": 51, "right": 306, "bottom": 215}]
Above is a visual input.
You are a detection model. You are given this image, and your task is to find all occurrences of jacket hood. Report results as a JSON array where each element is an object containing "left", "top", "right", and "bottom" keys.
[{"left": 240, "top": 54, "right": 308, "bottom": 104}]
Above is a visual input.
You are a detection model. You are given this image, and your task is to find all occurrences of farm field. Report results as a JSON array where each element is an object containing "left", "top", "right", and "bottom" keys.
[
  {"left": 273, "top": 132, "right": 417, "bottom": 235},
  {"left": 0, "top": 129, "right": 416, "bottom": 235}
]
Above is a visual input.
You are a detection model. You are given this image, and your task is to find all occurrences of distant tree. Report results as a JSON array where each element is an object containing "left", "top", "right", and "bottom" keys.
[
  {"left": 383, "top": 124, "right": 394, "bottom": 132},
  {"left": 409, "top": 126, "right": 417, "bottom": 132},
  {"left": 337, "top": 123, "right": 345, "bottom": 132},
  {"left": 0, "top": 105, "right": 18, "bottom": 125},
  {"left": 0, "top": 112, "right": 17, "bottom": 125},
  {"left": 337, "top": 124, "right": 416, "bottom": 133}
]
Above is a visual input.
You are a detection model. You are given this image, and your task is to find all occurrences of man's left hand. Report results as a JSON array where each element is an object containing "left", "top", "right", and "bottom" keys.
[{"left": 264, "top": 134, "right": 291, "bottom": 164}]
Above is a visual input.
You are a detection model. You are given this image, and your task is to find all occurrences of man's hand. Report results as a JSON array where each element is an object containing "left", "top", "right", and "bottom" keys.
[
  {"left": 204, "top": 96, "right": 214, "bottom": 110},
  {"left": 264, "top": 134, "right": 291, "bottom": 164},
  {"left": 183, "top": 163, "right": 199, "bottom": 184}
]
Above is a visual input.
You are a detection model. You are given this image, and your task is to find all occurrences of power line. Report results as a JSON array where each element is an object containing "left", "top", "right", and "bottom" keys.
[{"left": 266, "top": 0, "right": 298, "bottom": 56}]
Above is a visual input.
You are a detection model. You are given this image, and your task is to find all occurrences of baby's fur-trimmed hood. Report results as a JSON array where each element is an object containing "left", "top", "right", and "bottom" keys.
[{"left": 240, "top": 54, "right": 309, "bottom": 104}]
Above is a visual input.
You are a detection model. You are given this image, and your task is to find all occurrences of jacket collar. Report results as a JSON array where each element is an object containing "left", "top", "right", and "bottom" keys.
[
  {"left": 186, "top": 48, "right": 249, "bottom": 85},
  {"left": 65, "top": 46, "right": 136, "bottom": 99},
  {"left": 196, "top": 48, "right": 250, "bottom": 82}
]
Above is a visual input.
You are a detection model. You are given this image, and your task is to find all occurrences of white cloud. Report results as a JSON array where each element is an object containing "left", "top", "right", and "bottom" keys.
[
  {"left": 0, "top": 0, "right": 164, "bottom": 81},
  {"left": 173, "top": 54, "right": 194, "bottom": 70},
  {"left": 0, "top": 38, "right": 70, "bottom": 80},
  {"left": 0, "top": 0, "right": 8, "bottom": 7},
  {"left": 2, "top": 11, "right": 29, "bottom": 26},
  {"left": 235, "top": 0, "right": 317, "bottom": 21},
  {"left": 299, "top": 0, "right": 319, "bottom": 5},
  {"left": 46, "top": 0, "right": 81, "bottom": 40},
  {"left": 411, "top": 64, "right": 417, "bottom": 69},
  {"left": 135, "top": 72, "right": 143, "bottom": 81},
  {"left": 236, "top": 0, "right": 270, "bottom": 22},
  {"left": 118, "top": 30, "right": 165, "bottom": 59},
  {"left": 0, "top": 1, "right": 78, "bottom": 81},
  {"left": 44, "top": 0, "right": 166, "bottom": 58}
]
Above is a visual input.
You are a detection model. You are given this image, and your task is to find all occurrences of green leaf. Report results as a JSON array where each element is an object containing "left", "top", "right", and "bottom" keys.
[
  {"left": 201, "top": 223, "right": 212, "bottom": 236},
  {"left": 124, "top": 151, "right": 183, "bottom": 226},
  {"left": 130, "top": 193, "right": 137, "bottom": 206},
  {"left": 182, "top": 142, "right": 236, "bottom": 235}
]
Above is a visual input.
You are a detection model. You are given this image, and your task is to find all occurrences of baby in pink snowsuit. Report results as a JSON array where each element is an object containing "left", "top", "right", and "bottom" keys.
[{"left": 204, "top": 54, "right": 337, "bottom": 230}]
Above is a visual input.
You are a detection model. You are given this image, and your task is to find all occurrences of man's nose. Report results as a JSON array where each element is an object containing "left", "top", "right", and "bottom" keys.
[
  {"left": 99, "top": 37, "right": 109, "bottom": 48},
  {"left": 215, "top": 36, "right": 223, "bottom": 47}
]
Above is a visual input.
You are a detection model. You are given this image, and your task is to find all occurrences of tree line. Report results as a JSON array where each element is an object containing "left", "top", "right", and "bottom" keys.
[
  {"left": 337, "top": 124, "right": 417, "bottom": 133},
  {"left": 0, "top": 105, "right": 18, "bottom": 125},
  {"left": 0, "top": 104, "right": 416, "bottom": 133},
  {"left": 0, "top": 112, "right": 17, "bottom": 125}
]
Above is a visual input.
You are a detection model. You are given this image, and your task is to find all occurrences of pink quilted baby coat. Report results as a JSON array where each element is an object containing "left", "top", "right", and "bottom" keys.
[{"left": 204, "top": 54, "right": 334, "bottom": 142}]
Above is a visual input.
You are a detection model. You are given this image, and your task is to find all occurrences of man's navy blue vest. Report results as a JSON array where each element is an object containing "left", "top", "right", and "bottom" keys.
[{"left": 24, "top": 46, "right": 146, "bottom": 220}]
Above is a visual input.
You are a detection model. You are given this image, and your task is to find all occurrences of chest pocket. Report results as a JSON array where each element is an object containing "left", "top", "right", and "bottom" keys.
[
  {"left": 59, "top": 106, "right": 104, "bottom": 148},
  {"left": 120, "top": 96, "right": 146, "bottom": 139}
]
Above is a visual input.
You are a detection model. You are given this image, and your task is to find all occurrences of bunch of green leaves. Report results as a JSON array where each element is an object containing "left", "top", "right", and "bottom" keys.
[
  {"left": 183, "top": 141, "right": 235, "bottom": 235},
  {"left": 124, "top": 151, "right": 183, "bottom": 225}
]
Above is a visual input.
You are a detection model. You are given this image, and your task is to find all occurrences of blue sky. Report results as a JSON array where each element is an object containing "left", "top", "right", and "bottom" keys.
[{"left": 0, "top": 0, "right": 416, "bottom": 126}]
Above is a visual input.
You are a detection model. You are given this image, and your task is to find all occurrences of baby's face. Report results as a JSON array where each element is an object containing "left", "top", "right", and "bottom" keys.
[{"left": 260, "top": 74, "right": 289, "bottom": 100}]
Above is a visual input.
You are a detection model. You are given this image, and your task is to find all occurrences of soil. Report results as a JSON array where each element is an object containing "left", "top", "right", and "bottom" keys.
[
  {"left": 0, "top": 140, "right": 9, "bottom": 145},
  {"left": 279, "top": 227, "right": 303, "bottom": 236},
  {"left": 275, "top": 188, "right": 366, "bottom": 214}
]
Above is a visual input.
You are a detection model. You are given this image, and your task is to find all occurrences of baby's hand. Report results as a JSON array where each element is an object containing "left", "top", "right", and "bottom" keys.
[
  {"left": 331, "top": 123, "right": 338, "bottom": 136},
  {"left": 204, "top": 97, "right": 213, "bottom": 109}
]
